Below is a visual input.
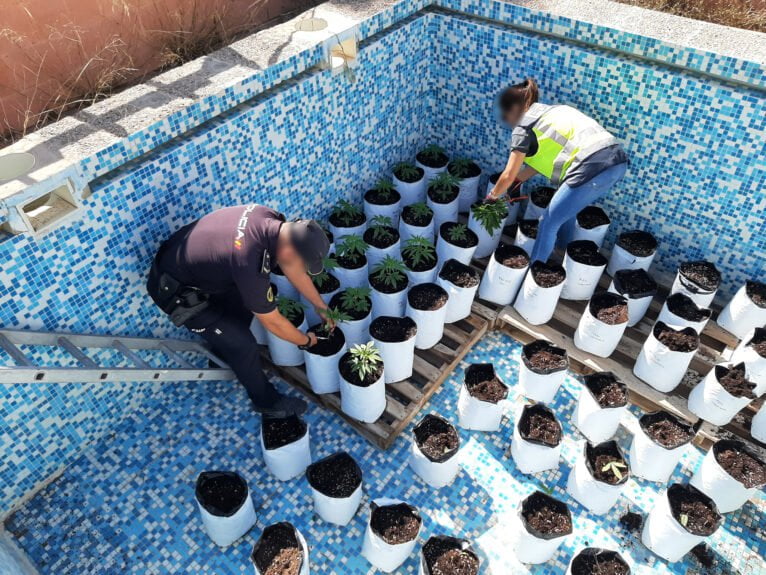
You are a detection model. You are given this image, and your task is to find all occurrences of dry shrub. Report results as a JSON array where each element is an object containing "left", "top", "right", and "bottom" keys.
[{"left": 616, "top": 0, "right": 766, "bottom": 32}]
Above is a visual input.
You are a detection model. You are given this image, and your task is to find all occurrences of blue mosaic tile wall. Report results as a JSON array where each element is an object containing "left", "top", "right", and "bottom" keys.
[{"left": 6, "top": 332, "right": 765, "bottom": 574}]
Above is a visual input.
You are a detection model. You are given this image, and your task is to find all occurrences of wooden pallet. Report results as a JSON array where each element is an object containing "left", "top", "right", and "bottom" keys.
[
  {"left": 497, "top": 274, "right": 764, "bottom": 452},
  {"left": 262, "top": 314, "right": 488, "bottom": 449}
]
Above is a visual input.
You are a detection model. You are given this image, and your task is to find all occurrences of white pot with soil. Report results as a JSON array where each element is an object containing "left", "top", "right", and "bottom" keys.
[
  {"left": 402, "top": 236, "right": 439, "bottom": 285},
  {"left": 306, "top": 452, "right": 363, "bottom": 525},
  {"left": 436, "top": 259, "right": 480, "bottom": 323},
  {"left": 330, "top": 289, "right": 373, "bottom": 347},
  {"left": 303, "top": 324, "right": 346, "bottom": 394},
  {"left": 415, "top": 146, "right": 449, "bottom": 183},
  {"left": 717, "top": 281, "right": 766, "bottom": 339},
  {"left": 409, "top": 414, "right": 461, "bottom": 488},
  {"left": 607, "top": 268, "right": 657, "bottom": 327},
  {"left": 629, "top": 411, "right": 695, "bottom": 483},
  {"left": 509, "top": 491, "right": 572, "bottom": 565},
  {"left": 656, "top": 293, "right": 712, "bottom": 333},
  {"left": 328, "top": 201, "right": 366, "bottom": 241},
  {"left": 573, "top": 372, "right": 628, "bottom": 443},
  {"left": 339, "top": 343, "right": 385, "bottom": 422},
  {"left": 251, "top": 522, "right": 309, "bottom": 575},
  {"left": 688, "top": 362, "right": 756, "bottom": 426},
  {"left": 419, "top": 536, "right": 479, "bottom": 575},
  {"left": 364, "top": 183, "right": 401, "bottom": 226},
  {"left": 399, "top": 203, "right": 435, "bottom": 244},
  {"left": 511, "top": 404, "right": 563, "bottom": 474},
  {"left": 566, "top": 548, "right": 629, "bottom": 575},
  {"left": 518, "top": 340, "right": 569, "bottom": 402},
  {"left": 370, "top": 258, "right": 409, "bottom": 319},
  {"left": 271, "top": 266, "right": 299, "bottom": 301},
  {"left": 195, "top": 471, "right": 257, "bottom": 547},
  {"left": 606, "top": 230, "right": 658, "bottom": 276},
  {"left": 457, "top": 363, "right": 509, "bottom": 431},
  {"left": 641, "top": 483, "right": 722, "bottom": 562},
  {"left": 362, "top": 499, "right": 422, "bottom": 573},
  {"left": 302, "top": 273, "right": 341, "bottom": 327},
  {"left": 406, "top": 283, "right": 449, "bottom": 349},
  {"left": 633, "top": 321, "right": 699, "bottom": 393},
  {"left": 334, "top": 236, "right": 370, "bottom": 290},
  {"left": 690, "top": 439, "right": 766, "bottom": 513},
  {"left": 426, "top": 175, "right": 460, "bottom": 231},
  {"left": 514, "top": 219, "right": 538, "bottom": 255},
  {"left": 478, "top": 243, "right": 529, "bottom": 305},
  {"left": 566, "top": 205, "right": 611, "bottom": 248},
  {"left": 750, "top": 402, "right": 766, "bottom": 443},
  {"left": 670, "top": 261, "right": 721, "bottom": 308},
  {"left": 468, "top": 200, "right": 509, "bottom": 259},
  {"left": 566, "top": 441, "right": 630, "bottom": 515},
  {"left": 448, "top": 159, "right": 482, "bottom": 213},
  {"left": 513, "top": 261, "right": 567, "bottom": 325},
  {"left": 730, "top": 327, "right": 766, "bottom": 395},
  {"left": 561, "top": 240, "right": 607, "bottom": 301},
  {"left": 524, "top": 186, "right": 556, "bottom": 221},
  {"left": 260, "top": 415, "right": 312, "bottom": 481},
  {"left": 393, "top": 162, "right": 427, "bottom": 204},
  {"left": 267, "top": 301, "right": 307, "bottom": 366},
  {"left": 364, "top": 222, "right": 401, "bottom": 271},
  {"left": 574, "top": 292, "right": 629, "bottom": 358},
  {"left": 370, "top": 316, "right": 418, "bottom": 383},
  {"left": 486, "top": 173, "right": 521, "bottom": 224},
  {"left": 436, "top": 222, "right": 478, "bottom": 266}
]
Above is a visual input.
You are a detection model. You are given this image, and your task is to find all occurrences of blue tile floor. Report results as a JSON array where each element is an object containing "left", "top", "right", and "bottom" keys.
[{"left": 6, "top": 332, "right": 766, "bottom": 574}]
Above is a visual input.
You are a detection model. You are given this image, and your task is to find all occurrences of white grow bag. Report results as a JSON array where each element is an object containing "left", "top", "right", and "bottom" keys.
[
  {"left": 271, "top": 272, "right": 299, "bottom": 301},
  {"left": 566, "top": 441, "right": 629, "bottom": 515},
  {"left": 267, "top": 316, "right": 307, "bottom": 366},
  {"left": 514, "top": 264, "right": 566, "bottom": 326},
  {"left": 633, "top": 323, "right": 698, "bottom": 393},
  {"left": 457, "top": 173, "right": 481, "bottom": 213},
  {"left": 437, "top": 265, "right": 480, "bottom": 323},
  {"left": 457, "top": 364, "right": 508, "bottom": 431},
  {"left": 415, "top": 158, "right": 447, "bottom": 183},
  {"left": 511, "top": 405, "right": 562, "bottom": 474},
  {"left": 751, "top": 403, "right": 766, "bottom": 443},
  {"left": 341, "top": 369, "right": 385, "bottom": 422},
  {"left": 372, "top": 318, "right": 417, "bottom": 383},
  {"left": 250, "top": 316, "right": 269, "bottom": 345},
  {"left": 419, "top": 537, "right": 478, "bottom": 575},
  {"left": 670, "top": 263, "right": 720, "bottom": 309},
  {"left": 524, "top": 195, "right": 549, "bottom": 221},
  {"left": 641, "top": 484, "right": 721, "bottom": 562},
  {"left": 514, "top": 222, "right": 537, "bottom": 255},
  {"left": 574, "top": 293, "right": 628, "bottom": 358},
  {"left": 307, "top": 453, "right": 363, "bottom": 526},
  {"left": 731, "top": 328, "right": 766, "bottom": 395},
  {"left": 509, "top": 492, "right": 572, "bottom": 564},
  {"left": 568, "top": 206, "right": 610, "bottom": 248},
  {"left": 427, "top": 195, "right": 459, "bottom": 232},
  {"left": 718, "top": 282, "right": 766, "bottom": 340},
  {"left": 436, "top": 230, "right": 477, "bottom": 266},
  {"left": 478, "top": 245, "right": 529, "bottom": 306},
  {"left": 304, "top": 340, "right": 346, "bottom": 394},
  {"left": 629, "top": 412, "right": 693, "bottom": 483},
  {"left": 607, "top": 269, "right": 657, "bottom": 327},
  {"left": 252, "top": 523, "right": 310, "bottom": 575},
  {"left": 566, "top": 549, "right": 628, "bottom": 575},
  {"left": 606, "top": 232, "right": 657, "bottom": 276},
  {"left": 371, "top": 286, "right": 407, "bottom": 319},
  {"left": 394, "top": 174, "right": 427, "bottom": 204},
  {"left": 302, "top": 285, "right": 340, "bottom": 327},
  {"left": 260, "top": 422, "right": 312, "bottom": 481},
  {"left": 364, "top": 197, "right": 401, "bottom": 227},
  {"left": 405, "top": 262, "right": 438, "bottom": 286},
  {"left": 367, "top": 240, "right": 401, "bottom": 271},
  {"left": 338, "top": 313, "right": 372, "bottom": 348},
  {"left": 399, "top": 218, "right": 434, "bottom": 244},
  {"left": 560, "top": 245, "right": 606, "bottom": 301},
  {"left": 406, "top": 285, "right": 448, "bottom": 349},
  {"left": 656, "top": 294, "right": 711, "bottom": 333},
  {"left": 518, "top": 341, "right": 568, "bottom": 403},
  {"left": 196, "top": 471, "right": 257, "bottom": 547},
  {"left": 409, "top": 415, "right": 461, "bottom": 488},
  {"left": 573, "top": 374, "right": 627, "bottom": 443},
  {"left": 362, "top": 498, "right": 421, "bottom": 573},
  {"left": 688, "top": 363, "right": 754, "bottom": 426},
  {"left": 329, "top": 220, "right": 365, "bottom": 242},
  {"left": 334, "top": 262, "right": 369, "bottom": 290},
  {"left": 468, "top": 210, "right": 505, "bottom": 259},
  {"left": 690, "top": 440, "right": 766, "bottom": 513}
]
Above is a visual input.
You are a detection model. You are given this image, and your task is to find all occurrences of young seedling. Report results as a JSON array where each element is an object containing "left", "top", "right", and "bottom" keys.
[
  {"left": 393, "top": 162, "right": 421, "bottom": 182},
  {"left": 446, "top": 223, "right": 469, "bottom": 244},
  {"left": 369, "top": 215, "right": 396, "bottom": 243},
  {"left": 312, "top": 256, "right": 339, "bottom": 291},
  {"left": 332, "top": 200, "right": 363, "bottom": 226},
  {"left": 449, "top": 157, "right": 476, "bottom": 179},
  {"left": 402, "top": 237, "right": 436, "bottom": 268},
  {"left": 601, "top": 460, "right": 627, "bottom": 481},
  {"left": 472, "top": 200, "right": 508, "bottom": 235},
  {"left": 372, "top": 256, "right": 407, "bottom": 289},
  {"left": 679, "top": 513, "right": 689, "bottom": 527},
  {"left": 337, "top": 235, "right": 369, "bottom": 264},
  {"left": 319, "top": 306, "right": 352, "bottom": 333},
  {"left": 428, "top": 172, "right": 460, "bottom": 202},
  {"left": 419, "top": 144, "right": 446, "bottom": 162},
  {"left": 406, "top": 202, "right": 433, "bottom": 221},
  {"left": 277, "top": 297, "right": 305, "bottom": 323},
  {"left": 340, "top": 287, "right": 372, "bottom": 315},
  {"left": 348, "top": 342, "right": 383, "bottom": 381},
  {"left": 372, "top": 178, "right": 397, "bottom": 202}
]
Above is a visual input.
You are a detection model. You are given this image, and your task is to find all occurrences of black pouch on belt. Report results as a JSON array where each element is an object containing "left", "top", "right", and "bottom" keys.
[{"left": 152, "top": 271, "right": 211, "bottom": 327}]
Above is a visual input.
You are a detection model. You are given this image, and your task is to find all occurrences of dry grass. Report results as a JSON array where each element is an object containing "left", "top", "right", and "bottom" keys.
[{"left": 616, "top": 0, "right": 766, "bottom": 32}]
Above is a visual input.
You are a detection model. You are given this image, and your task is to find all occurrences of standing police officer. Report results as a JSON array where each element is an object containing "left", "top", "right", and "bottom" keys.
[{"left": 147, "top": 204, "right": 332, "bottom": 418}]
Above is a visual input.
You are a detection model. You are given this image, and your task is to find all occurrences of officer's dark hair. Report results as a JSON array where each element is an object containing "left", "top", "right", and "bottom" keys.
[{"left": 499, "top": 78, "right": 539, "bottom": 113}]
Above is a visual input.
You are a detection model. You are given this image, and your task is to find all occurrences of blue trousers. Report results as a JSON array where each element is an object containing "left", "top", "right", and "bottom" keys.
[{"left": 530, "top": 162, "right": 628, "bottom": 263}]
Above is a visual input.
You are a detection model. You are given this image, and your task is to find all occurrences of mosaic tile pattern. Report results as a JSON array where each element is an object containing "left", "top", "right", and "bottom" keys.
[{"left": 6, "top": 332, "right": 765, "bottom": 574}]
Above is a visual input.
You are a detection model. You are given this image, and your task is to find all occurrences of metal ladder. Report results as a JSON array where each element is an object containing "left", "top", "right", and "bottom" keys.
[{"left": 0, "top": 328, "right": 235, "bottom": 384}]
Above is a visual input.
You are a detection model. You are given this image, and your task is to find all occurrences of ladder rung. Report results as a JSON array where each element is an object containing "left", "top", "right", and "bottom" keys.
[
  {"left": 0, "top": 333, "right": 34, "bottom": 367},
  {"left": 112, "top": 341, "right": 150, "bottom": 369},
  {"left": 57, "top": 337, "right": 98, "bottom": 368},
  {"left": 159, "top": 343, "right": 194, "bottom": 369},
  {"left": 197, "top": 347, "right": 230, "bottom": 369}
]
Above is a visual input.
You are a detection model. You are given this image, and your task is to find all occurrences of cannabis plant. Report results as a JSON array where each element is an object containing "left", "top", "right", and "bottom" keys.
[
  {"left": 601, "top": 460, "right": 627, "bottom": 481},
  {"left": 472, "top": 200, "right": 508, "bottom": 235},
  {"left": 372, "top": 178, "right": 397, "bottom": 202},
  {"left": 277, "top": 297, "right": 305, "bottom": 322},
  {"left": 319, "top": 306, "right": 352, "bottom": 333},
  {"left": 445, "top": 223, "right": 469, "bottom": 244},
  {"left": 402, "top": 236, "right": 436, "bottom": 268},
  {"left": 312, "top": 256, "right": 339, "bottom": 290},
  {"left": 393, "top": 162, "right": 421, "bottom": 182},
  {"left": 419, "top": 144, "right": 446, "bottom": 162},
  {"left": 405, "top": 202, "right": 432, "bottom": 221},
  {"left": 348, "top": 342, "right": 383, "bottom": 381},
  {"left": 368, "top": 215, "right": 396, "bottom": 243},
  {"left": 332, "top": 200, "right": 363, "bottom": 226},
  {"left": 337, "top": 235, "right": 369, "bottom": 263},
  {"left": 428, "top": 172, "right": 460, "bottom": 202},
  {"left": 372, "top": 256, "right": 407, "bottom": 289},
  {"left": 340, "top": 287, "right": 372, "bottom": 314},
  {"left": 448, "top": 157, "right": 476, "bottom": 179}
]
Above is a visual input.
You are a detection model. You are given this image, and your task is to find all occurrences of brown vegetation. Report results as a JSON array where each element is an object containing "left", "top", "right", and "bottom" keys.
[{"left": 616, "top": 0, "right": 766, "bottom": 32}]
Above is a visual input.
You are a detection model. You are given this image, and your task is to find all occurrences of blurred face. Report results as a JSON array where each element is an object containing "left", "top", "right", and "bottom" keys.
[
  {"left": 276, "top": 225, "right": 304, "bottom": 268},
  {"left": 503, "top": 103, "right": 524, "bottom": 126}
]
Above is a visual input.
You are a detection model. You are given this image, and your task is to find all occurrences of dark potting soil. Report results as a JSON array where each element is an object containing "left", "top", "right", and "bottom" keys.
[
  {"left": 690, "top": 543, "right": 715, "bottom": 568},
  {"left": 329, "top": 211, "right": 365, "bottom": 228},
  {"left": 370, "top": 316, "right": 418, "bottom": 342},
  {"left": 370, "top": 503, "right": 421, "bottom": 545},
  {"left": 519, "top": 409, "right": 562, "bottom": 447},
  {"left": 655, "top": 322, "right": 699, "bottom": 352},
  {"left": 616, "top": 230, "right": 657, "bottom": 257},
  {"left": 196, "top": 472, "right": 247, "bottom": 516},
  {"left": 619, "top": 511, "right": 643, "bottom": 532},
  {"left": 566, "top": 240, "right": 607, "bottom": 266},
  {"left": 522, "top": 494, "right": 572, "bottom": 537},
  {"left": 395, "top": 165, "right": 425, "bottom": 183},
  {"left": 518, "top": 219, "right": 539, "bottom": 239},
  {"left": 493, "top": 243, "right": 529, "bottom": 268},
  {"left": 408, "top": 283, "right": 449, "bottom": 311},
  {"left": 530, "top": 187, "right": 556, "bottom": 208},
  {"left": 714, "top": 443, "right": 766, "bottom": 488},
  {"left": 336, "top": 252, "right": 367, "bottom": 270},
  {"left": 306, "top": 323, "right": 345, "bottom": 356},
  {"left": 427, "top": 184, "right": 460, "bottom": 204},
  {"left": 641, "top": 412, "right": 694, "bottom": 449},
  {"left": 464, "top": 363, "right": 507, "bottom": 403},
  {"left": 679, "top": 261, "right": 721, "bottom": 291},
  {"left": 591, "top": 293, "right": 629, "bottom": 325},
  {"left": 570, "top": 550, "right": 629, "bottom": 575},
  {"left": 530, "top": 261, "right": 565, "bottom": 288},
  {"left": 414, "top": 416, "right": 459, "bottom": 460},
  {"left": 715, "top": 364, "right": 756, "bottom": 398},
  {"left": 439, "top": 259, "right": 480, "bottom": 288},
  {"left": 314, "top": 273, "right": 340, "bottom": 294},
  {"left": 339, "top": 351, "right": 383, "bottom": 387},
  {"left": 587, "top": 442, "right": 629, "bottom": 485},
  {"left": 253, "top": 523, "right": 302, "bottom": 575},
  {"left": 402, "top": 204, "right": 433, "bottom": 227},
  {"left": 746, "top": 281, "right": 766, "bottom": 308},
  {"left": 448, "top": 160, "right": 481, "bottom": 179},
  {"left": 614, "top": 268, "right": 657, "bottom": 297},
  {"left": 262, "top": 415, "right": 307, "bottom": 450},
  {"left": 422, "top": 538, "right": 479, "bottom": 575},
  {"left": 364, "top": 188, "right": 401, "bottom": 206},
  {"left": 524, "top": 340, "right": 568, "bottom": 371},
  {"left": 369, "top": 271, "right": 408, "bottom": 294},
  {"left": 329, "top": 292, "right": 371, "bottom": 321},
  {"left": 576, "top": 206, "right": 610, "bottom": 229},
  {"left": 665, "top": 293, "right": 711, "bottom": 322},
  {"left": 668, "top": 485, "right": 720, "bottom": 536},
  {"left": 440, "top": 222, "right": 479, "bottom": 248},
  {"left": 584, "top": 373, "right": 628, "bottom": 408},
  {"left": 306, "top": 452, "right": 362, "bottom": 498},
  {"left": 363, "top": 226, "right": 400, "bottom": 249},
  {"left": 748, "top": 328, "right": 766, "bottom": 358},
  {"left": 417, "top": 150, "right": 449, "bottom": 169}
]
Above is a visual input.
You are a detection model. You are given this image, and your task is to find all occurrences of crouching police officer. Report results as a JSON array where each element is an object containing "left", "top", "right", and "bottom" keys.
[{"left": 147, "top": 204, "right": 332, "bottom": 418}]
